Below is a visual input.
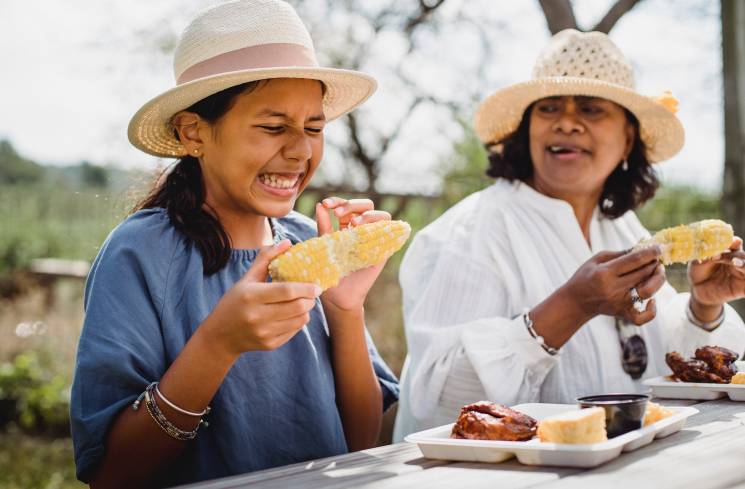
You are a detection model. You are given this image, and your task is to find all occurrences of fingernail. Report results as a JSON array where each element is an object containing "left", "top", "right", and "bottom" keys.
[
  {"left": 323, "top": 198, "right": 333, "bottom": 206},
  {"left": 313, "top": 285, "right": 322, "bottom": 296},
  {"left": 352, "top": 215, "right": 363, "bottom": 223},
  {"left": 733, "top": 257, "right": 744, "bottom": 268}
]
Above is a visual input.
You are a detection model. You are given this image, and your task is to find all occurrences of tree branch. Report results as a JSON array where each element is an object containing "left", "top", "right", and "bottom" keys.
[
  {"left": 404, "top": 0, "right": 447, "bottom": 35},
  {"left": 592, "top": 0, "right": 643, "bottom": 33},
  {"left": 537, "top": 0, "right": 578, "bottom": 34}
]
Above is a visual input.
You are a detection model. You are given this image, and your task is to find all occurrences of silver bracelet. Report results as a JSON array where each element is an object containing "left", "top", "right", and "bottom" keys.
[
  {"left": 154, "top": 383, "right": 211, "bottom": 417},
  {"left": 686, "top": 301, "right": 725, "bottom": 332},
  {"left": 132, "top": 382, "right": 206, "bottom": 441},
  {"left": 522, "top": 309, "right": 559, "bottom": 355}
]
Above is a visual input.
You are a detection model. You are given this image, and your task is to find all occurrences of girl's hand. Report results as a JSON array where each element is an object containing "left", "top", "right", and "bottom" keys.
[
  {"left": 203, "top": 240, "right": 321, "bottom": 357},
  {"left": 316, "top": 197, "right": 391, "bottom": 312},
  {"left": 566, "top": 245, "right": 665, "bottom": 326},
  {"left": 689, "top": 237, "right": 745, "bottom": 316}
]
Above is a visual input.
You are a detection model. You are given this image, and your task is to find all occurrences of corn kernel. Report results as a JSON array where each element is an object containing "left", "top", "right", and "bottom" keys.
[{"left": 635, "top": 219, "right": 734, "bottom": 265}]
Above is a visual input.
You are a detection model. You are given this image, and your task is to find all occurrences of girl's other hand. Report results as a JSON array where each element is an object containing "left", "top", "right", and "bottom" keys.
[{"left": 316, "top": 197, "right": 391, "bottom": 312}]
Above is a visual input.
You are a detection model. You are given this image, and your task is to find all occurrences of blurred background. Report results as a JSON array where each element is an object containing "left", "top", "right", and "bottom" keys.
[{"left": 1, "top": 0, "right": 743, "bottom": 487}]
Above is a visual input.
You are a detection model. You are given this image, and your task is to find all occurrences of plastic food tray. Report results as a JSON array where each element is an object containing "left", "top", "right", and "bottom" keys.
[
  {"left": 405, "top": 403, "right": 697, "bottom": 468},
  {"left": 643, "top": 360, "right": 745, "bottom": 401}
]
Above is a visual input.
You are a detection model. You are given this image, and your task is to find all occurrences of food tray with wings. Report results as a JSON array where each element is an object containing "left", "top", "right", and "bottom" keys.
[{"left": 405, "top": 403, "right": 697, "bottom": 468}]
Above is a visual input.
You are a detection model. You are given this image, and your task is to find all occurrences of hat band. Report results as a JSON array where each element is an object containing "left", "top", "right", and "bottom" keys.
[{"left": 177, "top": 42, "right": 319, "bottom": 85}]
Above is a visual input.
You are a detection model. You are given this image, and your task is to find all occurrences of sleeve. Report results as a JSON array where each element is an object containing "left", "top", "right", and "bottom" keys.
[
  {"left": 70, "top": 216, "right": 174, "bottom": 483},
  {"left": 401, "top": 236, "right": 558, "bottom": 423},
  {"left": 658, "top": 286, "right": 745, "bottom": 359},
  {"left": 363, "top": 329, "right": 399, "bottom": 412}
]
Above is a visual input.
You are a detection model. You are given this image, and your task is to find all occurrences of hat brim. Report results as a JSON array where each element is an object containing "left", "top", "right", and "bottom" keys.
[
  {"left": 128, "top": 66, "right": 377, "bottom": 158},
  {"left": 473, "top": 77, "right": 684, "bottom": 163}
]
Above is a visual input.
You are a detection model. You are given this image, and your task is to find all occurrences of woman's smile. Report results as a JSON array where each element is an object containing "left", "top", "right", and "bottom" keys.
[{"left": 545, "top": 143, "right": 592, "bottom": 162}]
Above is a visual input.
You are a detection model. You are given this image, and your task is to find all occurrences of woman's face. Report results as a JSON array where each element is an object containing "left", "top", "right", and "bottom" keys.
[
  {"left": 528, "top": 95, "right": 634, "bottom": 199},
  {"left": 197, "top": 78, "right": 325, "bottom": 219}
]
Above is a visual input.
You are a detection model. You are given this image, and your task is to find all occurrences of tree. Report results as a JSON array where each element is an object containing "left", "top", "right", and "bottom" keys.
[
  {"left": 0, "top": 140, "right": 44, "bottom": 185},
  {"left": 722, "top": 0, "right": 745, "bottom": 241},
  {"left": 537, "top": 0, "right": 643, "bottom": 34}
]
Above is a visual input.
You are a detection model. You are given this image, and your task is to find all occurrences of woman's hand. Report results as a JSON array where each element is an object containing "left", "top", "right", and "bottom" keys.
[
  {"left": 202, "top": 240, "right": 321, "bottom": 358},
  {"left": 689, "top": 237, "right": 745, "bottom": 321},
  {"left": 316, "top": 197, "right": 391, "bottom": 312},
  {"left": 566, "top": 245, "right": 666, "bottom": 326}
]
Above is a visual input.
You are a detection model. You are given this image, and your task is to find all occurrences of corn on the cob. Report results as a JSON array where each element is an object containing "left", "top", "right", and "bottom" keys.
[
  {"left": 634, "top": 219, "right": 734, "bottom": 265},
  {"left": 268, "top": 220, "right": 411, "bottom": 290}
]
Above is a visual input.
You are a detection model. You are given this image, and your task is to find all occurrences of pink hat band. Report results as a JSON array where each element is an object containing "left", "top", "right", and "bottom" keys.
[{"left": 177, "top": 42, "right": 318, "bottom": 85}]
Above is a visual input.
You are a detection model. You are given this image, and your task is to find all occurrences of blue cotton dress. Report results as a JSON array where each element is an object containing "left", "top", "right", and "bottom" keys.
[{"left": 70, "top": 208, "right": 399, "bottom": 486}]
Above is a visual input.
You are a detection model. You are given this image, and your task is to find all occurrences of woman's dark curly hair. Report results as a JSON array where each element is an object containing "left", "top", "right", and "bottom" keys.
[{"left": 485, "top": 101, "right": 659, "bottom": 219}]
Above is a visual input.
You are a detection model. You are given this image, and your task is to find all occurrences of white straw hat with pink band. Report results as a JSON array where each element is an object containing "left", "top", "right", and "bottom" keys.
[
  {"left": 474, "top": 29, "right": 684, "bottom": 163},
  {"left": 128, "top": 0, "right": 377, "bottom": 158}
]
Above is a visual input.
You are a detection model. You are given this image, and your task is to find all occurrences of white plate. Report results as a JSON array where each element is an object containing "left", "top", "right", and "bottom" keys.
[
  {"left": 405, "top": 403, "right": 697, "bottom": 468},
  {"left": 643, "top": 377, "right": 745, "bottom": 401}
]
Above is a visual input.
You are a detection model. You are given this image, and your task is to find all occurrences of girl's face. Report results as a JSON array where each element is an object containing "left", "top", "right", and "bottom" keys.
[
  {"left": 528, "top": 95, "right": 634, "bottom": 199},
  {"left": 197, "top": 78, "right": 325, "bottom": 219}
]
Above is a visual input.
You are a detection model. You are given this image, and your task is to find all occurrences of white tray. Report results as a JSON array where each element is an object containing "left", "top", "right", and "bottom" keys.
[
  {"left": 405, "top": 403, "right": 697, "bottom": 468},
  {"left": 643, "top": 376, "right": 745, "bottom": 401}
]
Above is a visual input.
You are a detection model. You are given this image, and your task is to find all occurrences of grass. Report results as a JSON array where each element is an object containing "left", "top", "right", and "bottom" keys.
[{"left": 0, "top": 428, "right": 83, "bottom": 489}]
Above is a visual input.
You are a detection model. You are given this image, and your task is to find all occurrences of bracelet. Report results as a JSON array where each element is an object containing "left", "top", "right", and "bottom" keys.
[
  {"left": 686, "top": 300, "right": 725, "bottom": 332},
  {"left": 132, "top": 382, "right": 206, "bottom": 441},
  {"left": 154, "top": 383, "right": 211, "bottom": 417},
  {"left": 522, "top": 309, "right": 559, "bottom": 356}
]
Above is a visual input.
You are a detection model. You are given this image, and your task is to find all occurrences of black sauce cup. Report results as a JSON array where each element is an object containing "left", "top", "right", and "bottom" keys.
[{"left": 576, "top": 394, "right": 649, "bottom": 438}]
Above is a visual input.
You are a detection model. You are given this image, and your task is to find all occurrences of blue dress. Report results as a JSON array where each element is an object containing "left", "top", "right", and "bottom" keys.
[{"left": 70, "top": 208, "right": 399, "bottom": 486}]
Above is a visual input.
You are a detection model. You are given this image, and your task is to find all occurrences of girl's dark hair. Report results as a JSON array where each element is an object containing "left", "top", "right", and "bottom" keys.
[
  {"left": 485, "top": 102, "right": 659, "bottom": 219},
  {"left": 133, "top": 81, "right": 263, "bottom": 275}
]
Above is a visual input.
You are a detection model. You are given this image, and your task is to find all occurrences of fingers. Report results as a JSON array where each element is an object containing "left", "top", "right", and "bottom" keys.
[
  {"left": 594, "top": 250, "right": 627, "bottom": 264},
  {"left": 252, "top": 281, "right": 322, "bottom": 303},
  {"left": 634, "top": 264, "right": 666, "bottom": 299},
  {"left": 260, "top": 297, "right": 317, "bottom": 321},
  {"left": 617, "top": 259, "right": 660, "bottom": 288},
  {"left": 731, "top": 236, "right": 743, "bottom": 251},
  {"left": 315, "top": 202, "right": 333, "bottom": 236},
  {"left": 321, "top": 196, "right": 376, "bottom": 228},
  {"left": 626, "top": 298, "right": 657, "bottom": 326},
  {"left": 346, "top": 209, "right": 391, "bottom": 227},
  {"left": 256, "top": 314, "right": 311, "bottom": 350},
  {"left": 242, "top": 240, "right": 292, "bottom": 283},
  {"left": 608, "top": 246, "right": 662, "bottom": 275}
]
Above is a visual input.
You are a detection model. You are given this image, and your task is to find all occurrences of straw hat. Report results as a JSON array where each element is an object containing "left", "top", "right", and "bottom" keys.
[
  {"left": 474, "top": 29, "right": 684, "bottom": 163},
  {"left": 128, "top": 0, "right": 377, "bottom": 158}
]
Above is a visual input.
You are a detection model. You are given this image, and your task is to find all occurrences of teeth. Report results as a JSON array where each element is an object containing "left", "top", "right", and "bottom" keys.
[{"left": 259, "top": 173, "right": 300, "bottom": 189}]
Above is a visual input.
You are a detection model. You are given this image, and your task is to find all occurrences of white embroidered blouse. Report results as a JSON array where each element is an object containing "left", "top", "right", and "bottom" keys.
[{"left": 393, "top": 179, "right": 745, "bottom": 441}]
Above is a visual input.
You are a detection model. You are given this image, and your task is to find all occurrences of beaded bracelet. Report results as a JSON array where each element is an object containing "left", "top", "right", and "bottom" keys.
[
  {"left": 132, "top": 382, "right": 206, "bottom": 441},
  {"left": 686, "top": 301, "right": 725, "bottom": 332},
  {"left": 522, "top": 309, "right": 559, "bottom": 356}
]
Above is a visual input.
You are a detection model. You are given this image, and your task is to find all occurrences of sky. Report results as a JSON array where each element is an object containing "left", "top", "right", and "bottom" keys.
[{"left": 0, "top": 0, "right": 724, "bottom": 193}]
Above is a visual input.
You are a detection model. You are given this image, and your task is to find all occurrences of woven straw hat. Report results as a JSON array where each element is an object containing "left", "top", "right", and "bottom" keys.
[
  {"left": 128, "top": 0, "right": 377, "bottom": 157},
  {"left": 474, "top": 29, "right": 684, "bottom": 163}
]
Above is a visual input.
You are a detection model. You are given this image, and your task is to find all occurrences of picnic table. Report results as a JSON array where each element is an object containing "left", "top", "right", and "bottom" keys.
[{"left": 179, "top": 397, "right": 745, "bottom": 489}]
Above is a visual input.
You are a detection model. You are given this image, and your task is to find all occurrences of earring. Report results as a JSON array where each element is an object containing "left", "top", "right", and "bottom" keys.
[
  {"left": 192, "top": 148, "right": 200, "bottom": 156},
  {"left": 621, "top": 159, "right": 629, "bottom": 171}
]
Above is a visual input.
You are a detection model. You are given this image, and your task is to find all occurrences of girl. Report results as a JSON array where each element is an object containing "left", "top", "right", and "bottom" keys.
[{"left": 71, "top": 1, "right": 398, "bottom": 487}]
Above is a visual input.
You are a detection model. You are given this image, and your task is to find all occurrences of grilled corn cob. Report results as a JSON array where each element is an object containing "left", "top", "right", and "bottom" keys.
[
  {"left": 634, "top": 219, "right": 734, "bottom": 265},
  {"left": 268, "top": 220, "right": 411, "bottom": 290}
]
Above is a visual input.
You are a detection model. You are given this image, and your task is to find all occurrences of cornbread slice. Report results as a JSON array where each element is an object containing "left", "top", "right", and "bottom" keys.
[
  {"left": 731, "top": 372, "right": 745, "bottom": 384},
  {"left": 643, "top": 402, "right": 674, "bottom": 426},
  {"left": 537, "top": 407, "right": 607, "bottom": 444}
]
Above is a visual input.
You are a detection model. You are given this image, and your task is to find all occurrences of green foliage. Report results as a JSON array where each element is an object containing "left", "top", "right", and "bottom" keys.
[
  {"left": 0, "top": 140, "right": 44, "bottom": 185},
  {"left": 0, "top": 430, "right": 83, "bottom": 489},
  {"left": 636, "top": 185, "right": 721, "bottom": 232},
  {"left": 0, "top": 350, "right": 70, "bottom": 436}
]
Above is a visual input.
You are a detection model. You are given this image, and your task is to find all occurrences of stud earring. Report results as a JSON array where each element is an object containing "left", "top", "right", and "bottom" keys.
[
  {"left": 621, "top": 159, "right": 629, "bottom": 171},
  {"left": 193, "top": 148, "right": 200, "bottom": 156}
]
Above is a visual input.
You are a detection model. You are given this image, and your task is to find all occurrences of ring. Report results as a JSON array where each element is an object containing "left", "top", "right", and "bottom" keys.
[{"left": 630, "top": 287, "right": 646, "bottom": 313}]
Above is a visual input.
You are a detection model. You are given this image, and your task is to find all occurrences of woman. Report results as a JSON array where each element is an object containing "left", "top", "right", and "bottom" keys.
[
  {"left": 393, "top": 29, "right": 745, "bottom": 440},
  {"left": 70, "top": 1, "right": 398, "bottom": 486}
]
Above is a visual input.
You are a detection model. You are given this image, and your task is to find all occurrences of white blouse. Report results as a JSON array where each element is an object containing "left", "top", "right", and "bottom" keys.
[{"left": 392, "top": 179, "right": 745, "bottom": 441}]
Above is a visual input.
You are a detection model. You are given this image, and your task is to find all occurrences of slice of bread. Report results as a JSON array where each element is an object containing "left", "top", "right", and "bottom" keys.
[
  {"left": 537, "top": 407, "right": 607, "bottom": 444},
  {"left": 730, "top": 372, "right": 745, "bottom": 384},
  {"left": 643, "top": 402, "right": 674, "bottom": 426}
]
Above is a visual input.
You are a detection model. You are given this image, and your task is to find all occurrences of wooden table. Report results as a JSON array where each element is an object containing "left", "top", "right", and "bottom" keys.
[{"left": 180, "top": 398, "right": 745, "bottom": 489}]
